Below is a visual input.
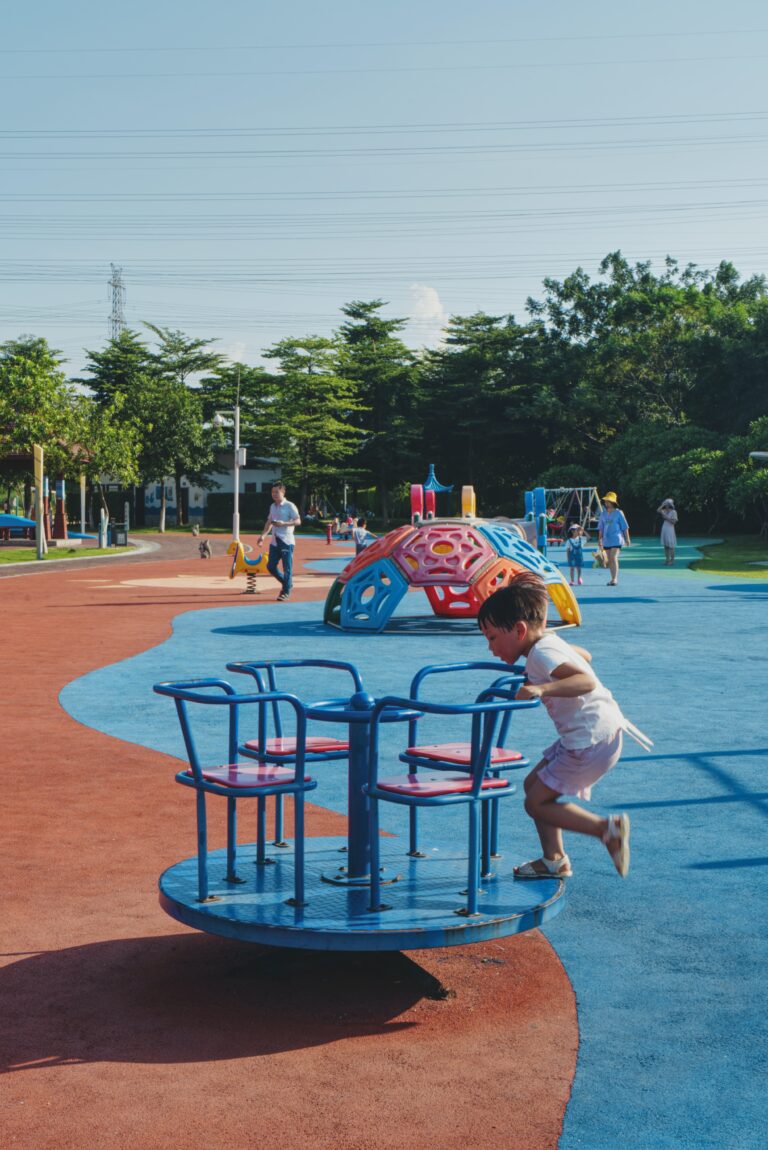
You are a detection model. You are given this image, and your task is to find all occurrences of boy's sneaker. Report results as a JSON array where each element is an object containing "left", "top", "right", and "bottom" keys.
[{"left": 277, "top": 590, "right": 290, "bottom": 601}]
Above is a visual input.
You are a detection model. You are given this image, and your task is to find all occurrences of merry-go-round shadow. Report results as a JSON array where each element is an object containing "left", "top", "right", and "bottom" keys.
[
  {"left": 1, "top": 933, "right": 447, "bottom": 1072},
  {"left": 707, "top": 583, "right": 768, "bottom": 599}
]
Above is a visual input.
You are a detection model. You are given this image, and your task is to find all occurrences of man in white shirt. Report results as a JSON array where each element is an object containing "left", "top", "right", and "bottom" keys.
[{"left": 257, "top": 483, "right": 301, "bottom": 601}]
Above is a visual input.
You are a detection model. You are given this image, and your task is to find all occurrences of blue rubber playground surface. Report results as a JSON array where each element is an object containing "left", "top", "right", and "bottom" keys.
[{"left": 61, "top": 537, "right": 768, "bottom": 1149}]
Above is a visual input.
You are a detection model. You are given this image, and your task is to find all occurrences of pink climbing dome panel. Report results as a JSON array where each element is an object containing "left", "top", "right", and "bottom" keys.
[{"left": 392, "top": 523, "right": 494, "bottom": 586}]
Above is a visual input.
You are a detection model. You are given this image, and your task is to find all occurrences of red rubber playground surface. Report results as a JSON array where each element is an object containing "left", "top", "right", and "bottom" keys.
[{"left": 2, "top": 535, "right": 577, "bottom": 1150}]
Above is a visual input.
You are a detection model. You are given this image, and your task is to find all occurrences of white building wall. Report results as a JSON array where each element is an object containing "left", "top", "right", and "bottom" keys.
[{"left": 143, "top": 453, "right": 282, "bottom": 520}]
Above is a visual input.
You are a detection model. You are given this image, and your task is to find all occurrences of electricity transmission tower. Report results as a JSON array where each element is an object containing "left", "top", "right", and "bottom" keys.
[{"left": 108, "top": 263, "right": 126, "bottom": 339}]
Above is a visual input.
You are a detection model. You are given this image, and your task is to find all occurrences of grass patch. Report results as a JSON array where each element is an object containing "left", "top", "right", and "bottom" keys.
[
  {"left": 689, "top": 535, "right": 768, "bottom": 577},
  {"left": 0, "top": 547, "right": 133, "bottom": 564}
]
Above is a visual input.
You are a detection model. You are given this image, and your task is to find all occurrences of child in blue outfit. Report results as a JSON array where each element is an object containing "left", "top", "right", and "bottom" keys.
[{"left": 565, "top": 523, "right": 587, "bottom": 586}]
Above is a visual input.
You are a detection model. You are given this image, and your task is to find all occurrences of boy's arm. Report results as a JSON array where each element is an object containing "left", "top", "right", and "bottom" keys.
[{"left": 516, "top": 661, "right": 596, "bottom": 701}]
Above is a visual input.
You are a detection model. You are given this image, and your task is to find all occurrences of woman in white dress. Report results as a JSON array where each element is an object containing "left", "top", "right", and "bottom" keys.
[{"left": 658, "top": 499, "right": 678, "bottom": 565}]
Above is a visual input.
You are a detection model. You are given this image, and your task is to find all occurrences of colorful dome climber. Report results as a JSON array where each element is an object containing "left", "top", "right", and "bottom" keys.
[{"left": 323, "top": 517, "right": 581, "bottom": 632}]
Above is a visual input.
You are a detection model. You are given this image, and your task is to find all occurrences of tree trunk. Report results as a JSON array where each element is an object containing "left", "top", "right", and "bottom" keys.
[
  {"left": 379, "top": 480, "right": 390, "bottom": 526},
  {"left": 159, "top": 483, "right": 167, "bottom": 533},
  {"left": 133, "top": 484, "right": 146, "bottom": 528},
  {"left": 174, "top": 469, "right": 185, "bottom": 526}
]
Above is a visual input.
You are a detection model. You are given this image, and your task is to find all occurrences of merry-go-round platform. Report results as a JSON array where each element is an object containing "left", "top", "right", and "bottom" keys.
[{"left": 159, "top": 836, "right": 565, "bottom": 952}]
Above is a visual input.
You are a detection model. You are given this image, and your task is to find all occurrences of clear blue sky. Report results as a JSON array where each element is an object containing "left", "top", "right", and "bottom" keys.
[{"left": 2, "top": 0, "right": 768, "bottom": 371}]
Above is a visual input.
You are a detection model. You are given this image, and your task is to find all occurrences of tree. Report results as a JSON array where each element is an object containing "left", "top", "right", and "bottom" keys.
[
  {"left": 420, "top": 313, "right": 516, "bottom": 490},
  {"left": 63, "top": 393, "right": 141, "bottom": 517},
  {"left": 336, "top": 300, "right": 418, "bottom": 522},
  {"left": 137, "top": 377, "right": 213, "bottom": 532},
  {"left": 533, "top": 464, "right": 598, "bottom": 490},
  {"left": 145, "top": 324, "right": 224, "bottom": 386},
  {"left": 261, "top": 337, "right": 364, "bottom": 513},
  {"left": 0, "top": 336, "right": 71, "bottom": 455},
  {"left": 601, "top": 421, "right": 724, "bottom": 523},
  {"left": 197, "top": 361, "right": 275, "bottom": 465},
  {"left": 145, "top": 325, "right": 224, "bottom": 524},
  {"left": 525, "top": 253, "right": 768, "bottom": 440},
  {"left": 725, "top": 416, "right": 768, "bottom": 535},
  {"left": 77, "top": 329, "right": 152, "bottom": 405},
  {"left": 419, "top": 311, "right": 589, "bottom": 512},
  {"left": 0, "top": 337, "right": 72, "bottom": 514}
]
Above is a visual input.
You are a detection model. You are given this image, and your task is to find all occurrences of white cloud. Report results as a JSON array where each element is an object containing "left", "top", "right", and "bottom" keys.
[
  {"left": 221, "top": 340, "right": 247, "bottom": 363},
  {"left": 406, "top": 283, "right": 449, "bottom": 348}
]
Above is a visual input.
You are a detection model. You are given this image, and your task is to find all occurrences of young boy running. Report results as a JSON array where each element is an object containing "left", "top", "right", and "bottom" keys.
[{"left": 478, "top": 572, "right": 630, "bottom": 879}]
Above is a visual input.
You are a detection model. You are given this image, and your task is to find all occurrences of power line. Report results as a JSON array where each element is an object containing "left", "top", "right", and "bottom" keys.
[
  {"left": 2, "top": 110, "right": 768, "bottom": 139},
  {"left": 3, "top": 53, "right": 768, "bottom": 81},
  {"left": 0, "top": 28, "right": 766, "bottom": 53},
  {"left": 3, "top": 131, "right": 768, "bottom": 161}
]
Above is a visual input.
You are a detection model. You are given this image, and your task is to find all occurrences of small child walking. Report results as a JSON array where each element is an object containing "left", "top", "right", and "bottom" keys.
[
  {"left": 352, "top": 517, "right": 376, "bottom": 555},
  {"left": 478, "top": 572, "right": 631, "bottom": 879},
  {"left": 565, "top": 523, "right": 587, "bottom": 585}
]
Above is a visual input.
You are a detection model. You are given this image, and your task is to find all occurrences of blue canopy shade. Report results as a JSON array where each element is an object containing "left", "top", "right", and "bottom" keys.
[{"left": 422, "top": 463, "right": 453, "bottom": 493}]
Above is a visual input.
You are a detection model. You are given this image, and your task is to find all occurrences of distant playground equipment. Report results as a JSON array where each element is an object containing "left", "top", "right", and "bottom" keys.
[
  {"left": 324, "top": 469, "right": 581, "bottom": 633},
  {"left": 0, "top": 512, "right": 97, "bottom": 545},
  {"left": 0, "top": 447, "right": 112, "bottom": 554},
  {"left": 534, "top": 486, "right": 603, "bottom": 546},
  {"left": 227, "top": 539, "right": 270, "bottom": 594},
  {"left": 0, "top": 513, "right": 37, "bottom": 542}
]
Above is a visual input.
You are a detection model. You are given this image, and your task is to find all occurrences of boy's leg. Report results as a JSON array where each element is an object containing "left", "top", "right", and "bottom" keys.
[
  {"left": 525, "top": 775, "right": 606, "bottom": 838},
  {"left": 523, "top": 763, "right": 566, "bottom": 862},
  {"left": 525, "top": 775, "right": 630, "bottom": 875}
]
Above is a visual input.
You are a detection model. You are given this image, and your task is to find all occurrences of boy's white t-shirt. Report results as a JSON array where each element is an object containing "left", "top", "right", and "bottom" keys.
[
  {"left": 525, "top": 631, "right": 624, "bottom": 749},
  {"left": 269, "top": 500, "right": 300, "bottom": 544}
]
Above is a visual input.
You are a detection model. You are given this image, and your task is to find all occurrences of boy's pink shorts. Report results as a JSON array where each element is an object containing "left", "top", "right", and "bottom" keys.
[{"left": 537, "top": 728, "right": 623, "bottom": 801}]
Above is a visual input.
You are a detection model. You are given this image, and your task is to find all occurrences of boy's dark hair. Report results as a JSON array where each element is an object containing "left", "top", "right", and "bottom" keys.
[
  {"left": 271, "top": 482, "right": 286, "bottom": 492},
  {"left": 357, "top": 517, "right": 366, "bottom": 527},
  {"left": 477, "top": 572, "right": 549, "bottom": 630}
]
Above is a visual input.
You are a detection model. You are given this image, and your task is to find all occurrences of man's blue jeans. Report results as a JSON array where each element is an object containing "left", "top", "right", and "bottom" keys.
[{"left": 267, "top": 538, "right": 294, "bottom": 594}]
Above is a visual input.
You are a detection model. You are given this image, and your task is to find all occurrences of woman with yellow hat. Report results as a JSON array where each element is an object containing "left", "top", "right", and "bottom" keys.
[{"left": 597, "top": 492, "right": 631, "bottom": 586}]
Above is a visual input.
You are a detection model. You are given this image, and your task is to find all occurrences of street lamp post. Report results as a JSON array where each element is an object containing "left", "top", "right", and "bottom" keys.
[{"left": 213, "top": 387, "right": 244, "bottom": 542}]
